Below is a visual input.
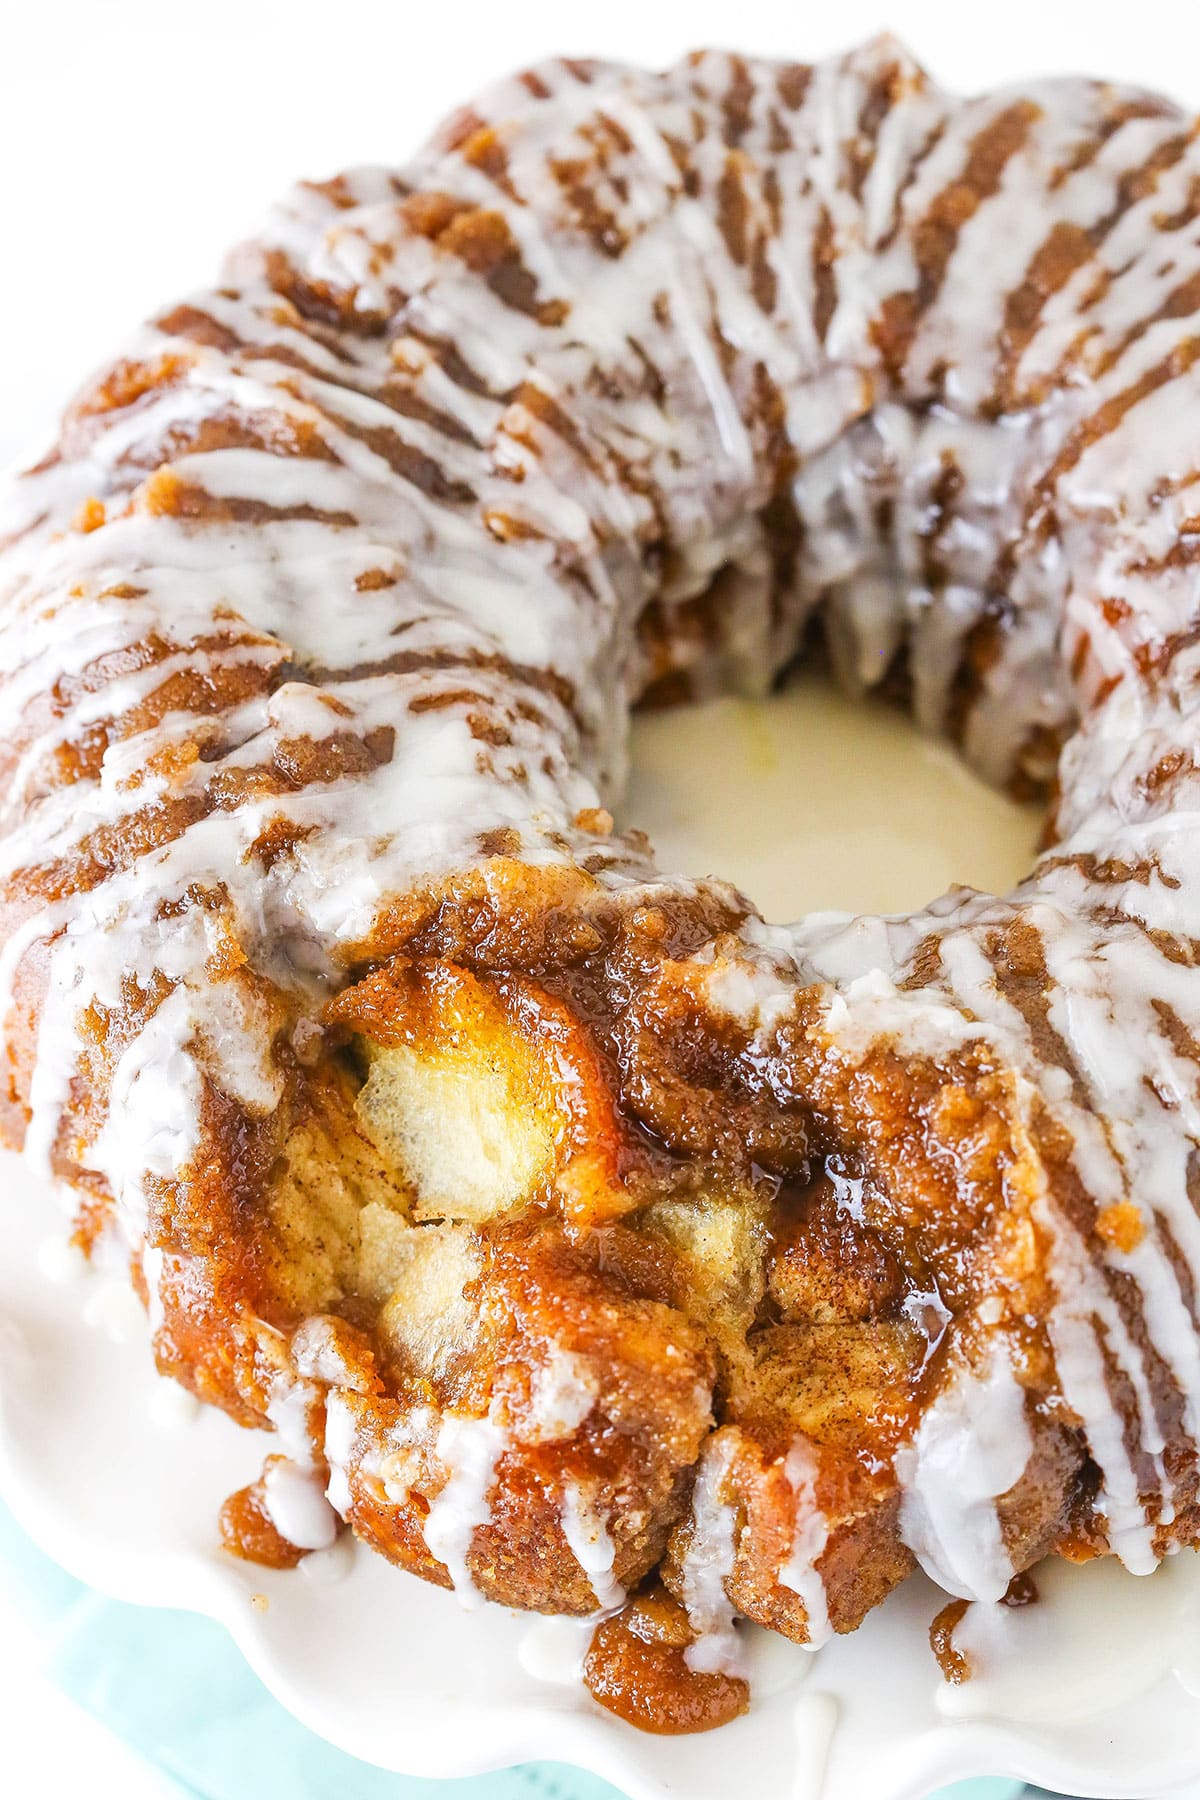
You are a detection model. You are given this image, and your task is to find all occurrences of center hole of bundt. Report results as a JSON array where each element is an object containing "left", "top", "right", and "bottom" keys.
[{"left": 624, "top": 672, "right": 1040, "bottom": 921}]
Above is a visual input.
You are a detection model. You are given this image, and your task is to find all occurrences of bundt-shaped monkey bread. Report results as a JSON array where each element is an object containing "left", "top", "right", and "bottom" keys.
[{"left": 5, "top": 34, "right": 1200, "bottom": 1732}]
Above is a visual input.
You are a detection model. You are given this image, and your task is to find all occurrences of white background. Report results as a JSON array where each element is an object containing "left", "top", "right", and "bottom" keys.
[{"left": 4, "top": 2, "right": 1200, "bottom": 1795}]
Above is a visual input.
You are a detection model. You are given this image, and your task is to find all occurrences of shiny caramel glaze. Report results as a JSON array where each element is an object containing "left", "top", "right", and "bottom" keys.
[{"left": 584, "top": 1587, "right": 749, "bottom": 1734}]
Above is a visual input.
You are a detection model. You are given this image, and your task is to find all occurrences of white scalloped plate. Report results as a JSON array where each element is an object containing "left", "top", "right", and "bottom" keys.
[{"left": 4, "top": 687, "right": 1200, "bottom": 1800}]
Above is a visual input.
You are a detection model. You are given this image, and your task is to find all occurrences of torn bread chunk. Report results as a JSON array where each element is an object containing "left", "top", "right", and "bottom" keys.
[{"left": 329, "top": 959, "right": 627, "bottom": 1228}]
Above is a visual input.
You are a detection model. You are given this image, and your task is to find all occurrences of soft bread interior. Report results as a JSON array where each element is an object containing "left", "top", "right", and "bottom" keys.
[
  {"left": 355, "top": 1037, "right": 557, "bottom": 1225},
  {"left": 262, "top": 1056, "right": 411, "bottom": 1319},
  {"left": 264, "top": 1055, "right": 491, "bottom": 1383},
  {"left": 739, "top": 1320, "right": 921, "bottom": 1443},
  {"left": 264, "top": 964, "right": 924, "bottom": 1430},
  {"left": 362, "top": 1208, "right": 482, "bottom": 1381},
  {"left": 639, "top": 1191, "right": 769, "bottom": 1382},
  {"left": 262, "top": 960, "right": 625, "bottom": 1385}
]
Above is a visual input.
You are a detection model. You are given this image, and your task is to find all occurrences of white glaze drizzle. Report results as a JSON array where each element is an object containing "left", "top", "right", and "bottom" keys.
[
  {"left": 937, "top": 1548, "right": 1200, "bottom": 1725},
  {"left": 420, "top": 1409, "right": 508, "bottom": 1609},
  {"left": 680, "top": 1435, "right": 746, "bottom": 1676},
  {"left": 792, "top": 1692, "right": 840, "bottom": 1800},
  {"left": 895, "top": 1345, "right": 1033, "bottom": 1603},
  {"left": 559, "top": 1479, "right": 625, "bottom": 1613},
  {"left": 262, "top": 1457, "right": 340, "bottom": 1553},
  {"left": 778, "top": 1439, "right": 833, "bottom": 1648}
]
